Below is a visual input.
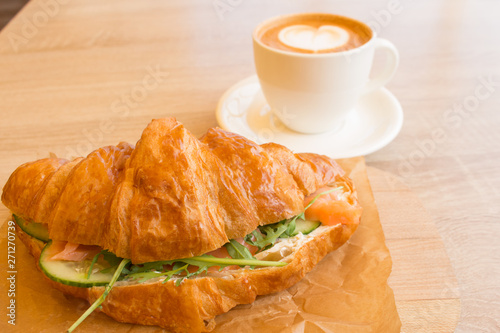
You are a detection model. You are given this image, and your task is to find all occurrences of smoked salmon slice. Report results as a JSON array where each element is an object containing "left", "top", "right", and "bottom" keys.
[
  {"left": 304, "top": 186, "right": 362, "bottom": 226},
  {"left": 49, "top": 241, "right": 101, "bottom": 261}
]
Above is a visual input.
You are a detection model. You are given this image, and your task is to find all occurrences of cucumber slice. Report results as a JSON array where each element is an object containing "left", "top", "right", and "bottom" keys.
[
  {"left": 39, "top": 241, "right": 116, "bottom": 287},
  {"left": 292, "top": 219, "right": 321, "bottom": 236},
  {"left": 13, "top": 214, "right": 50, "bottom": 242}
]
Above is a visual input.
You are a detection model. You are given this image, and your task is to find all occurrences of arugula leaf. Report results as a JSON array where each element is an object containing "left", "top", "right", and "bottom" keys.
[
  {"left": 101, "top": 250, "right": 122, "bottom": 267},
  {"left": 86, "top": 250, "right": 125, "bottom": 279},
  {"left": 123, "top": 254, "right": 286, "bottom": 285},
  {"left": 68, "top": 258, "right": 130, "bottom": 333},
  {"left": 127, "top": 260, "right": 174, "bottom": 274},
  {"left": 99, "top": 264, "right": 120, "bottom": 274},
  {"left": 225, "top": 239, "right": 255, "bottom": 260},
  {"left": 284, "top": 218, "right": 296, "bottom": 237},
  {"left": 176, "top": 255, "right": 231, "bottom": 285},
  {"left": 126, "top": 263, "right": 188, "bottom": 283},
  {"left": 86, "top": 251, "right": 103, "bottom": 280},
  {"left": 182, "top": 255, "right": 285, "bottom": 267},
  {"left": 244, "top": 187, "right": 343, "bottom": 250},
  {"left": 244, "top": 230, "right": 264, "bottom": 248},
  {"left": 259, "top": 221, "right": 289, "bottom": 250},
  {"left": 244, "top": 219, "right": 291, "bottom": 253}
]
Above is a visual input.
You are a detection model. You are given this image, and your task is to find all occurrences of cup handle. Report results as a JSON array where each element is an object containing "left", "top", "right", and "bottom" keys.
[{"left": 363, "top": 38, "right": 399, "bottom": 94}]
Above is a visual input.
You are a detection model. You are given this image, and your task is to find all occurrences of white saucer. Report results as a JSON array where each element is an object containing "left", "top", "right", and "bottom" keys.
[{"left": 216, "top": 75, "right": 403, "bottom": 158}]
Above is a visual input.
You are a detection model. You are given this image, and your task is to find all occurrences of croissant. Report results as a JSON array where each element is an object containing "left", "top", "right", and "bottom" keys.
[{"left": 2, "top": 118, "right": 362, "bottom": 332}]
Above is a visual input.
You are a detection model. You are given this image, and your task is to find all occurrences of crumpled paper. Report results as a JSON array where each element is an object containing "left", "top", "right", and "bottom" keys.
[{"left": 0, "top": 157, "right": 400, "bottom": 333}]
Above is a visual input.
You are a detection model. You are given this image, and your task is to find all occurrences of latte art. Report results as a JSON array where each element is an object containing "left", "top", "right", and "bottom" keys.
[
  {"left": 278, "top": 25, "right": 350, "bottom": 52},
  {"left": 255, "top": 13, "right": 372, "bottom": 54}
]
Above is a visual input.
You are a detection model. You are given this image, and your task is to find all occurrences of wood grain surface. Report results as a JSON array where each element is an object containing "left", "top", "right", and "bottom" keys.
[
  {"left": 368, "top": 166, "right": 460, "bottom": 332},
  {"left": 0, "top": 0, "right": 498, "bottom": 332}
]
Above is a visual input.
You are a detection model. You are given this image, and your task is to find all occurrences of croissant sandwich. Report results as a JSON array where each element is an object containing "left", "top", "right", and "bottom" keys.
[{"left": 2, "top": 117, "right": 362, "bottom": 332}]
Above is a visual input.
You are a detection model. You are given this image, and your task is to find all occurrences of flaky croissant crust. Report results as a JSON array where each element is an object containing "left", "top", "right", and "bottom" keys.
[{"left": 2, "top": 118, "right": 350, "bottom": 263}]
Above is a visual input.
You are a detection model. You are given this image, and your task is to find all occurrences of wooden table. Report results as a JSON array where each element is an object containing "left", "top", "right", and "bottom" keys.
[{"left": 0, "top": 0, "right": 498, "bottom": 331}]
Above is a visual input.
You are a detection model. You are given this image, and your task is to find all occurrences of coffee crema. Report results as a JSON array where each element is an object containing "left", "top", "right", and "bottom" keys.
[{"left": 256, "top": 13, "right": 372, "bottom": 54}]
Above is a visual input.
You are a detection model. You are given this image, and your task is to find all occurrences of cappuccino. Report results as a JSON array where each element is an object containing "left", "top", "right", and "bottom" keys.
[
  {"left": 253, "top": 13, "right": 399, "bottom": 133},
  {"left": 256, "top": 13, "right": 372, "bottom": 54}
]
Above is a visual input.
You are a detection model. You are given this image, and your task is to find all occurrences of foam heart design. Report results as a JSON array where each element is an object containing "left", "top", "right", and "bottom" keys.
[{"left": 278, "top": 25, "right": 350, "bottom": 52}]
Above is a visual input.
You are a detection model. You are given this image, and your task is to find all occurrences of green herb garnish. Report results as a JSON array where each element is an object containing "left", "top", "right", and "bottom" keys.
[
  {"left": 123, "top": 254, "right": 285, "bottom": 285},
  {"left": 244, "top": 186, "right": 342, "bottom": 252},
  {"left": 86, "top": 251, "right": 103, "bottom": 280},
  {"left": 68, "top": 258, "right": 130, "bottom": 333},
  {"left": 125, "top": 263, "right": 189, "bottom": 283},
  {"left": 225, "top": 239, "right": 255, "bottom": 260},
  {"left": 245, "top": 220, "right": 290, "bottom": 252},
  {"left": 86, "top": 250, "right": 124, "bottom": 279},
  {"left": 182, "top": 255, "right": 283, "bottom": 267}
]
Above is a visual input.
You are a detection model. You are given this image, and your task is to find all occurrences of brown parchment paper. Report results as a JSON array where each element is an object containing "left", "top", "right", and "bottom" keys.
[{"left": 0, "top": 157, "right": 401, "bottom": 333}]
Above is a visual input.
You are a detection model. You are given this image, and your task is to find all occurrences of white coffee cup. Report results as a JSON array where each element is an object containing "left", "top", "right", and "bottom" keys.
[{"left": 253, "top": 13, "right": 399, "bottom": 134}]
